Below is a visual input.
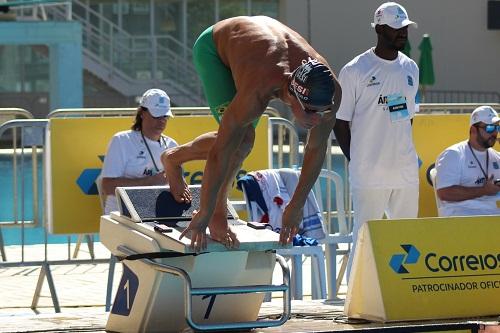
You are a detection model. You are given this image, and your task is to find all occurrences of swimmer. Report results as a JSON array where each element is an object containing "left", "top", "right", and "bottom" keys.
[{"left": 161, "top": 15, "right": 341, "bottom": 252}]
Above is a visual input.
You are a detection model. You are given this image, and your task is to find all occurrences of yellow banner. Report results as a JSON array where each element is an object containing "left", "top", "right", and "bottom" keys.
[
  {"left": 347, "top": 216, "right": 500, "bottom": 321},
  {"left": 48, "top": 116, "right": 270, "bottom": 234},
  {"left": 413, "top": 114, "right": 500, "bottom": 217}
]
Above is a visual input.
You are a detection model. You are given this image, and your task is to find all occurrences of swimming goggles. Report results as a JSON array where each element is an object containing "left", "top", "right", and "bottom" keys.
[{"left": 292, "top": 85, "right": 332, "bottom": 116}]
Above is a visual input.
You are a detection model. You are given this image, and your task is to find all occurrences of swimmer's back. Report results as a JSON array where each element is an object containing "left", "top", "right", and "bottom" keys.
[{"left": 213, "top": 16, "right": 327, "bottom": 88}]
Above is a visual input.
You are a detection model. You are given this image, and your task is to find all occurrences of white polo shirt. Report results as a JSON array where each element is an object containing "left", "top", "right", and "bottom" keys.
[
  {"left": 336, "top": 48, "right": 419, "bottom": 189},
  {"left": 101, "top": 130, "right": 178, "bottom": 213},
  {"left": 435, "top": 140, "right": 500, "bottom": 216}
]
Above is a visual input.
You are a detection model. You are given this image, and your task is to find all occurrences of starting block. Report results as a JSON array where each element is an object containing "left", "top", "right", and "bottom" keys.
[{"left": 100, "top": 185, "right": 292, "bottom": 333}]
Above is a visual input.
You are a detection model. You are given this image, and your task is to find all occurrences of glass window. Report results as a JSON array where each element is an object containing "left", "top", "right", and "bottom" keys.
[
  {"left": 25, "top": 46, "right": 50, "bottom": 93},
  {"left": 121, "top": 1, "right": 151, "bottom": 35},
  {"left": 0, "top": 45, "right": 49, "bottom": 93},
  {"left": 186, "top": 0, "right": 216, "bottom": 47},
  {"left": 219, "top": 0, "right": 248, "bottom": 20},
  {"left": 100, "top": 3, "right": 120, "bottom": 27},
  {"left": 251, "top": 0, "right": 278, "bottom": 18},
  {"left": 154, "top": 0, "right": 182, "bottom": 38}
]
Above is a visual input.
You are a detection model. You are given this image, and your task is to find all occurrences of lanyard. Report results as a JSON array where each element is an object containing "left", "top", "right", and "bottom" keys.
[
  {"left": 141, "top": 131, "right": 164, "bottom": 173},
  {"left": 468, "top": 142, "right": 489, "bottom": 180}
]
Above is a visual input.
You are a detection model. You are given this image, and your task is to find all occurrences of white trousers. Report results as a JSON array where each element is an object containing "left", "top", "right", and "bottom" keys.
[{"left": 346, "top": 186, "right": 419, "bottom": 283}]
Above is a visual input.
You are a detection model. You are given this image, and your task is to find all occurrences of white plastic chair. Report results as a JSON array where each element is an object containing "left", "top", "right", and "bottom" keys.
[
  {"left": 240, "top": 168, "right": 352, "bottom": 300},
  {"left": 239, "top": 169, "right": 326, "bottom": 300},
  {"left": 314, "top": 169, "right": 352, "bottom": 300},
  {"left": 429, "top": 167, "right": 443, "bottom": 216}
]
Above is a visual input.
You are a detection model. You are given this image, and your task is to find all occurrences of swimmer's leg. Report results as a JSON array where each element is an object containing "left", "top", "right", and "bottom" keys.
[
  {"left": 161, "top": 131, "right": 217, "bottom": 202},
  {"left": 208, "top": 126, "right": 255, "bottom": 248}
]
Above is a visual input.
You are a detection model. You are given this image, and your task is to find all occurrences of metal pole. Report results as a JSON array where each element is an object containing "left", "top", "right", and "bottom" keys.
[
  {"left": 21, "top": 128, "right": 25, "bottom": 262},
  {"left": 32, "top": 146, "right": 39, "bottom": 227}
]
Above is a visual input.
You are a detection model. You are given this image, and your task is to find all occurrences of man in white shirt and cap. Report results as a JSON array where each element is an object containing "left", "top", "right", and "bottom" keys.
[
  {"left": 435, "top": 106, "right": 500, "bottom": 217},
  {"left": 334, "top": 2, "right": 420, "bottom": 280}
]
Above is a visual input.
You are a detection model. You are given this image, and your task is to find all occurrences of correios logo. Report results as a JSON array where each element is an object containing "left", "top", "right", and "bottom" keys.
[
  {"left": 390, "top": 244, "right": 500, "bottom": 276},
  {"left": 389, "top": 244, "right": 420, "bottom": 274}
]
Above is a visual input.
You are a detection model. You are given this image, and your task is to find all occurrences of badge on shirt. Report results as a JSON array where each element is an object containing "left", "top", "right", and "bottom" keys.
[
  {"left": 407, "top": 75, "right": 414, "bottom": 86},
  {"left": 387, "top": 93, "right": 410, "bottom": 123}
]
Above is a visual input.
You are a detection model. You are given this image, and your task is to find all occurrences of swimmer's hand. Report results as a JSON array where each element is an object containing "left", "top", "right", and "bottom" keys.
[
  {"left": 279, "top": 204, "right": 302, "bottom": 245},
  {"left": 179, "top": 210, "right": 209, "bottom": 252}
]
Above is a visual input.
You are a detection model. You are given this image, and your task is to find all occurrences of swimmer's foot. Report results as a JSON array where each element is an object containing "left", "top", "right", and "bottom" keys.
[
  {"left": 208, "top": 213, "right": 240, "bottom": 249},
  {"left": 163, "top": 150, "right": 191, "bottom": 203}
]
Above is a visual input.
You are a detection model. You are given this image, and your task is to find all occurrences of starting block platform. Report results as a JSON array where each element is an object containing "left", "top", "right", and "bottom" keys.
[{"left": 100, "top": 185, "right": 292, "bottom": 333}]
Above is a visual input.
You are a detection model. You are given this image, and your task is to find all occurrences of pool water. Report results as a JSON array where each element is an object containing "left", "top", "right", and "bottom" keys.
[{"left": 0, "top": 153, "right": 82, "bottom": 245}]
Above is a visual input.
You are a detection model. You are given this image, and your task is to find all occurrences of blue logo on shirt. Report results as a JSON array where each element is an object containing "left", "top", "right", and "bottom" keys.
[
  {"left": 494, "top": 162, "right": 499, "bottom": 169},
  {"left": 475, "top": 177, "right": 486, "bottom": 185},
  {"left": 407, "top": 76, "right": 413, "bottom": 86},
  {"left": 367, "top": 76, "right": 380, "bottom": 87}
]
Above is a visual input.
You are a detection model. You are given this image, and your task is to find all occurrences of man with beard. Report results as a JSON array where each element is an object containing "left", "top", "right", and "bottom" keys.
[
  {"left": 435, "top": 106, "right": 500, "bottom": 216},
  {"left": 333, "top": 2, "right": 419, "bottom": 280}
]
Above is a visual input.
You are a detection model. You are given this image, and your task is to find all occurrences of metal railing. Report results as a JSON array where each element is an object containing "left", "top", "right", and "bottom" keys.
[
  {"left": 0, "top": 109, "right": 35, "bottom": 262},
  {"left": 0, "top": 110, "right": 37, "bottom": 234},
  {"left": 48, "top": 106, "right": 281, "bottom": 119},
  {"left": 0, "top": 107, "right": 299, "bottom": 312},
  {"left": 0, "top": 119, "right": 44, "bottom": 231},
  {"left": 269, "top": 117, "right": 299, "bottom": 169},
  {"left": 0, "top": 108, "right": 34, "bottom": 122},
  {"left": 423, "top": 90, "right": 500, "bottom": 104},
  {"left": 419, "top": 103, "right": 500, "bottom": 114},
  {"left": 0, "top": 104, "right": 368, "bottom": 310}
]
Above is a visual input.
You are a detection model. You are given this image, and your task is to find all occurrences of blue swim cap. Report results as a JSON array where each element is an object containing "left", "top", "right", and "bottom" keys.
[{"left": 288, "top": 58, "right": 335, "bottom": 107}]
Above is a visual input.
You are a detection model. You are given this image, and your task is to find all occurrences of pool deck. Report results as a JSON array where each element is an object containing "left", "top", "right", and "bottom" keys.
[{"left": 1, "top": 243, "right": 499, "bottom": 333}]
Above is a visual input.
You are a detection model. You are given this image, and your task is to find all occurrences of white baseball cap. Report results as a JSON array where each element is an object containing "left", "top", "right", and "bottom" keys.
[
  {"left": 371, "top": 2, "right": 417, "bottom": 29},
  {"left": 139, "top": 88, "right": 172, "bottom": 118},
  {"left": 470, "top": 106, "right": 500, "bottom": 125}
]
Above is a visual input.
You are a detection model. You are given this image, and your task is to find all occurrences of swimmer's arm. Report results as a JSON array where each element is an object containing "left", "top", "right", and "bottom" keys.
[
  {"left": 289, "top": 79, "right": 342, "bottom": 208},
  {"left": 288, "top": 122, "right": 333, "bottom": 212}
]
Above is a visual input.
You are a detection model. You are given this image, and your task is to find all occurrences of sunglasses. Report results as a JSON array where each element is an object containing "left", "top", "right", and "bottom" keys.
[
  {"left": 476, "top": 124, "right": 500, "bottom": 134},
  {"left": 151, "top": 115, "right": 168, "bottom": 120},
  {"left": 292, "top": 86, "right": 332, "bottom": 115}
]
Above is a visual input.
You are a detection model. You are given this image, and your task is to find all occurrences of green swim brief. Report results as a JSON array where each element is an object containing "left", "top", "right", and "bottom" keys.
[{"left": 193, "top": 25, "right": 258, "bottom": 127}]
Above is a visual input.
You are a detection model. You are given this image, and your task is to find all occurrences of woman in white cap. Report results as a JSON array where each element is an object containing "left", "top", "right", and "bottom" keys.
[{"left": 101, "top": 88, "right": 178, "bottom": 214}]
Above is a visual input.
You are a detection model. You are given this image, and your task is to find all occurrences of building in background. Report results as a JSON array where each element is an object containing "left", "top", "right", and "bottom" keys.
[
  {"left": 0, "top": 0, "right": 499, "bottom": 117},
  {"left": 0, "top": 0, "right": 279, "bottom": 117}
]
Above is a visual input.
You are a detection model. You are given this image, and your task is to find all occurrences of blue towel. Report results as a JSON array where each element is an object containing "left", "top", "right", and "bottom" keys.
[
  {"left": 236, "top": 175, "right": 268, "bottom": 214},
  {"left": 293, "top": 234, "right": 318, "bottom": 246}
]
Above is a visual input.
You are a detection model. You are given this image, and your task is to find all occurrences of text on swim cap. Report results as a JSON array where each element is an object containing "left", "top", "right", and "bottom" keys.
[
  {"left": 295, "top": 63, "right": 313, "bottom": 82},
  {"left": 290, "top": 79, "right": 310, "bottom": 99}
]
